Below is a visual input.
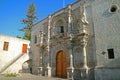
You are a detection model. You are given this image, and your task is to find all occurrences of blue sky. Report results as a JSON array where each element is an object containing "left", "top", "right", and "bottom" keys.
[{"left": 0, "top": 0, "right": 76, "bottom": 37}]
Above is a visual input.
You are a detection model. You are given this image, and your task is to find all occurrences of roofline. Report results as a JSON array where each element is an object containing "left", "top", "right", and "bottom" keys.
[
  {"left": 0, "top": 34, "right": 30, "bottom": 42},
  {"left": 33, "top": 0, "right": 79, "bottom": 26}
]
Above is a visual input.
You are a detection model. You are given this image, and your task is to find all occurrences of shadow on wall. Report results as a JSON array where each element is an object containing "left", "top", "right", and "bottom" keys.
[
  {"left": 22, "top": 59, "right": 32, "bottom": 73},
  {"left": 105, "top": 56, "right": 120, "bottom": 67},
  {"left": 95, "top": 57, "right": 120, "bottom": 80}
]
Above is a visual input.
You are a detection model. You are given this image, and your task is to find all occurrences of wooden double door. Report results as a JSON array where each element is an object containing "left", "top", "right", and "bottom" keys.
[{"left": 56, "top": 51, "right": 67, "bottom": 78}]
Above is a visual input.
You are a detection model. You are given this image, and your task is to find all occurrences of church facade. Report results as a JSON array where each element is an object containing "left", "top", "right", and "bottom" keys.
[{"left": 31, "top": 0, "right": 120, "bottom": 80}]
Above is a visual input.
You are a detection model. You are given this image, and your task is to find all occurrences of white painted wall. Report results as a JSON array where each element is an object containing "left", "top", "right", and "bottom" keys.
[{"left": 0, "top": 34, "right": 30, "bottom": 74}]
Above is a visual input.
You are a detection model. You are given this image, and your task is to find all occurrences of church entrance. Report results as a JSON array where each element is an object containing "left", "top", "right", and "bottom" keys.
[{"left": 56, "top": 50, "right": 67, "bottom": 78}]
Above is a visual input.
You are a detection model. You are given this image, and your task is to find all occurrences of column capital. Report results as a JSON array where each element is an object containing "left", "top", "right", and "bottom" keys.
[
  {"left": 48, "top": 14, "right": 51, "bottom": 19},
  {"left": 80, "top": 35, "right": 88, "bottom": 47},
  {"left": 67, "top": 4, "right": 72, "bottom": 10},
  {"left": 67, "top": 4, "right": 72, "bottom": 16}
]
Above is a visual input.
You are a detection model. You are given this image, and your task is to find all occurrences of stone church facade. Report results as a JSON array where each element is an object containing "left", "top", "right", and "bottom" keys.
[{"left": 31, "top": 0, "right": 120, "bottom": 80}]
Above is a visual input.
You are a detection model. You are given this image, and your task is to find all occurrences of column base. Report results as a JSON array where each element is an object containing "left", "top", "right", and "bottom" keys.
[
  {"left": 80, "top": 67, "right": 89, "bottom": 80},
  {"left": 67, "top": 67, "right": 74, "bottom": 80},
  {"left": 47, "top": 66, "right": 51, "bottom": 77},
  {"left": 37, "top": 67, "right": 43, "bottom": 76}
]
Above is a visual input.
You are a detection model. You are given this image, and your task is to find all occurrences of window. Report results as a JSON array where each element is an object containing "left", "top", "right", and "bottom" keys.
[
  {"left": 22, "top": 44, "right": 28, "bottom": 54},
  {"left": 3, "top": 42, "right": 9, "bottom": 51},
  {"left": 109, "top": 5, "right": 118, "bottom": 13},
  {"left": 60, "top": 26, "right": 64, "bottom": 33},
  {"left": 34, "top": 35, "right": 37, "bottom": 43},
  {"left": 107, "top": 48, "right": 114, "bottom": 59}
]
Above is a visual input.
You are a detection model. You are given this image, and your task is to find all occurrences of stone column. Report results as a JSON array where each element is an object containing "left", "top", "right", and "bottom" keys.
[
  {"left": 40, "top": 30, "right": 43, "bottom": 46},
  {"left": 80, "top": 37, "right": 89, "bottom": 80},
  {"left": 67, "top": 51, "right": 74, "bottom": 80},
  {"left": 70, "top": 53, "right": 74, "bottom": 80},
  {"left": 67, "top": 4, "right": 74, "bottom": 79},
  {"left": 79, "top": 1, "right": 89, "bottom": 80},
  {"left": 47, "top": 15, "right": 51, "bottom": 77},
  {"left": 67, "top": 36, "right": 74, "bottom": 80},
  {"left": 67, "top": 4, "right": 72, "bottom": 33},
  {"left": 37, "top": 30, "right": 44, "bottom": 76},
  {"left": 38, "top": 50, "right": 43, "bottom": 76}
]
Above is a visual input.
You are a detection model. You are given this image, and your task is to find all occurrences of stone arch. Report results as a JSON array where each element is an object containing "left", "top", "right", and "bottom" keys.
[
  {"left": 56, "top": 50, "right": 67, "bottom": 78},
  {"left": 22, "top": 59, "right": 32, "bottom": 73},
  {"left": 52, "top": 16, "right": 67, "bottom": 27},
  {"left": 56, "top": 19, "right": 65, "bottom": 33},
  {"left": 51, "top": 17, "right": 67, "bottom": 35}
]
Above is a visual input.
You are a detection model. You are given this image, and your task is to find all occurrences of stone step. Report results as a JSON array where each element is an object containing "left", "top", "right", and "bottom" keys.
[{"left": 0, "top": 73, "right": 70, "bottom": 80}]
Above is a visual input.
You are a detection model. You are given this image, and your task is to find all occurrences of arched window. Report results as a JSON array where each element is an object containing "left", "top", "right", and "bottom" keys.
[
  {"left": 55, "top": 19, "right": 65, "bottom": 34},
  {"left": 109, "top": 4, "right": 119, "bottom": 13}
]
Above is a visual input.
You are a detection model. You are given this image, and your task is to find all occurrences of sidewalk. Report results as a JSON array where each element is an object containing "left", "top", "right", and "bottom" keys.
[{"left": 0, "top": 73, "right": 68, "bottom": 80}]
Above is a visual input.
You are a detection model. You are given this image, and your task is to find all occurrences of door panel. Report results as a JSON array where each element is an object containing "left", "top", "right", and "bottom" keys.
[{"left": 56, "top": 51, "right": 67, "bottom": 78}]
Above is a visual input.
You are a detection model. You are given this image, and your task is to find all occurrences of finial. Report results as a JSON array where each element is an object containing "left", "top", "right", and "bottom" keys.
[{"left": 81, "top": 1, "right": 89, "bottom": 24}]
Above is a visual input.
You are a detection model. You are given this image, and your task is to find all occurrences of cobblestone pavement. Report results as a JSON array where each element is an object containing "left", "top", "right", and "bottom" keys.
[{"left": 0, "top": 73, "right": 68, "bottom": 80}]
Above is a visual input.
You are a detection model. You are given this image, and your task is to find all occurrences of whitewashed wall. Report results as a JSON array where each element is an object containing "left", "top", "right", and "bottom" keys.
[{"left": 0, "top": 34, "right": 30, "bottom": 74}]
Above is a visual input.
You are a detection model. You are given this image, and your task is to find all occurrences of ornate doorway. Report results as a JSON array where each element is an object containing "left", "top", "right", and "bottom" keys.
[{"left": 56, "top": 51, "right": 67, "bottom": 78}]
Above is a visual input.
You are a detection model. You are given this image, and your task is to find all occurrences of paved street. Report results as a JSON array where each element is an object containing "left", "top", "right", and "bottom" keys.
[{"left": 0, "top": 73, "right": 68, "bottom": 80}]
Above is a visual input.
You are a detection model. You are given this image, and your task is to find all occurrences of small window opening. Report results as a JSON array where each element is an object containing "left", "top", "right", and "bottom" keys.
[
  {"left": 34, "top": 35, "right": 37, "bottom": 43},
  {"left": 22, "top": 44, "right": 28, "bottom": 54},
  {"left": 110, "top": 5, "right": 118, "bottom": 13},
  {"left": 60, "top": 26, "right": 64, "bottom": 33},
  {"left": 107, "top": 48, "right": 114, "bottom": 59},
  {"left": 3, "top": 42, "right": 9, "bottom": 51}
]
